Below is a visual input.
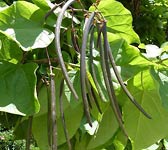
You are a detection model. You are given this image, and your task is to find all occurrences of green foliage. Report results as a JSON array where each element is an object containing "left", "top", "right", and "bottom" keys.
[
  {"left": 90, "top": 0, "right": 140, "bottom": 44},
  {"left": 0, "top": 1, "right": 54, "bottom": 51},
  {"left": 0, "top": 124, "right": 39, "bottom": 150},
  {"left": 119, "top": 0, "right": 168, "bottom": 45},
  {"left": 0, "top": 0, "right": 168, "bottom": 150}
]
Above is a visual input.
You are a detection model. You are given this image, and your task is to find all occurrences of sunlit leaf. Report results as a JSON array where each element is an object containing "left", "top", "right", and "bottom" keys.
[
  {"left": 123, "top": 69, "right": 168, "bottom": 150},
  {"left": 108, "top": 38, "right": 151, "bottom": 80},
  {"left": 90, "top": 0, "right": 140, "bottom": 44},
  {"left": 0, "top": 1, "right": 54, "bottom": 51},
  {"left": 151, "top": 68, "right": 168, "bottom": 109}
]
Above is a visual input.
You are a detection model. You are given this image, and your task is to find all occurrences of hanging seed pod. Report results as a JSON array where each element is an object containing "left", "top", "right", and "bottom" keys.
[
  {"left": 80, "top": 12, "right": 95, "bottom": 126},
  {"left": 98, "top": 22, "right": 128, "bottom": 137},
  {"left": 50, "top": 73, "right": 58, "bottom": 150},
  {"left": 107, "top": 35, "right": 151, "bottom": 119},
  {"left": 55, "top": 0, "right": 78, "bottom": 100},
  {"left": 89, "top": 25, "right": 106, "bottom": 103}
]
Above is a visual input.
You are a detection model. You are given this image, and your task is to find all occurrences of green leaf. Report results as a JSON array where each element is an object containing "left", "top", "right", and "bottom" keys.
[
  {"left": 90, "top": 0, "right": 140, "bottom": 44},
  {"left": 0, "top": 1, "right": 8, "bottom": 11},
  {"left": 109, "top": 38, "right": 151, "bottom": 80},
  {"left": 87, "top": 106, "right": 119, "bottom": 150},
  {"left": 32, "top": 0, "right": 50, "bottom": 11},
  {"left": 0, "top": 62, "right": 39, "bottom": 116},
  {"left": 123, "top": 69, "right": 168, "bottom": 150},
  {"left": 33, "top": 103, "right": 83, "bottom": 150},
  {"left": 109, "top": 39, "right": 139, "bottom": 66},
  {"left": 0, "top": 1, "right": 54, "bottom": 51},
  {"left": 150, "top": 68, "right": 168, "bottom": 109},
  {"left": 0, "top": 31, "right": 22, "bottom": 63}
]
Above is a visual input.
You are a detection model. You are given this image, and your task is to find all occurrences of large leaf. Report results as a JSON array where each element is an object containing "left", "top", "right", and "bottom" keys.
[
  {"left": 123, "top": 69, "right": 168, "bottom": 150},
  {"left": 33, "top": 104, "right": 83, "bottom": 150},
  {"left": 0, "top": 31, "right": 22, "bottom": 63},
  {"left": 87, "top": 106, "right": 119, "bottom": 150},
  {"left": 0, "top": 62, "right": 39, "bottom": 115},
  {"left": 108, "top": 38, "right": 152, "bottom": 80},
  {"left": 0, "top": 1, "right": 54, "bottom": 51},
  {"left": 90, "top": 0, "right": 140, "bottom": 44}
]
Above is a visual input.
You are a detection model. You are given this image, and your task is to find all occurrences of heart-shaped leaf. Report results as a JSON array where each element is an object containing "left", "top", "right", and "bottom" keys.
[
  {"left": 0, "top": 62, "right": 39, "bottom": 115},
  {"left": 123, "top": 69, "right": 168, "bottom": 150},
  {"left": 0, "top": 1, "right": 54, "bottom": 51}
]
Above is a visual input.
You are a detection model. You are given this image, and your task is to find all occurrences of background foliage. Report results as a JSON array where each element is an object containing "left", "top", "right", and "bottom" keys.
[{"left": 0, "top": 0, "right": 168, "bottom": 150}]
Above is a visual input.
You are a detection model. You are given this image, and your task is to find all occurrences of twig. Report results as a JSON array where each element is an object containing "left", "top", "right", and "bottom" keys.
[
  {"left": 77, "top": 0, "right": 86, "bottom": 14},
  {"left": 45, "top": 2, "right": 64, "bottom": 21},
  {"left": 67, "top": 8, "right": 88, "bottom": 12},
  {"left": 55, "top": 0, "right": 78, "bottom": 100},
  {"left": 28, "top": 58, "right": 58, "bottom": 64}
]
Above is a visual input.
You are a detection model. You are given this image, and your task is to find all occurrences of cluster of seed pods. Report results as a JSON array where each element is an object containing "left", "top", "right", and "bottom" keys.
[{"left": 52, "top": 0, "right": 152, "bottom": 149}]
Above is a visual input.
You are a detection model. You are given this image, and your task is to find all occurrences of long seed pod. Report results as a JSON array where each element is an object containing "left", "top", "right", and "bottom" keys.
[
  {"left": 98, "top": 22, "right": 128, "bottom": 137},
  {"left": 89, "top": 25, "right": 106, "bottom": 102},
  {"left": 80, "top": 12, "right": 95, "bottom": 126},
  {"left": 47, "top": 85, "right": 52, "bottom": 147},
  {"left": 50, "top": 74, "right": 58, "bottom": 150},
  {"left": 107, "top": 38, "right": 152, "bottom": 119},
  {"left": 46, "top": 47, "right": 57, "bottom": 150},
  {"left": 87, "top": 93, "right": 93, "bottom": 109},
  {"left": 55, "top": 0, "right": 78, "bottom": 100},
  {"left": 59, "top": 79, "right": 72, "bottom": 150}
]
